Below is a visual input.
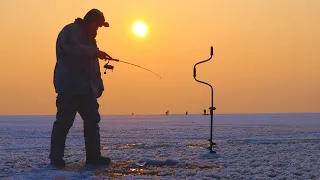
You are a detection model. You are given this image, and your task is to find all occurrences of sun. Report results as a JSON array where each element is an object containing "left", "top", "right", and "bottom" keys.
[{"left": 132, "top": 21, "right": 148, "bottom": 37}]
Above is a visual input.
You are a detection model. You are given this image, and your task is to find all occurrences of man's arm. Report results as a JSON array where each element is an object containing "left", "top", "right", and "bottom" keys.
[
  {"left": 58, "top": 26, "right": 98, "bottom": 59},
  {"left": 93, "top": 38, "right": 113, "bottom": 60}
]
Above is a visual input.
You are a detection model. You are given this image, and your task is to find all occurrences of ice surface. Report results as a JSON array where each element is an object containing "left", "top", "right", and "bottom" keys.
[{"left": 0, "top": 113, "right": 320, "bottom": 179}]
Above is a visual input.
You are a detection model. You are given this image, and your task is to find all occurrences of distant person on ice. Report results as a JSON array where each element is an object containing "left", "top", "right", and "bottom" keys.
[
  {"left": 50, "top": 9, "right": 112, "bottom": 167},
  {"left": 166, "top": 110, "right": 169, "bottom": 115},
  {"left": 203, "top": 109, "right": 207, "bottom": 115}
]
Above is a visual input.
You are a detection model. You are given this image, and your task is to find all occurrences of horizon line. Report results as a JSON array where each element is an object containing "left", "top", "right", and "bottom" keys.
[{"left": 0, "top": 112, "right": 319, "bottom": 116}]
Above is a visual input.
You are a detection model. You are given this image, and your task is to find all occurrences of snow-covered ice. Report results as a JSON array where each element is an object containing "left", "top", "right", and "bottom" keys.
[{"left": 0, "top": 113, "right": 320, "bottom": 179}]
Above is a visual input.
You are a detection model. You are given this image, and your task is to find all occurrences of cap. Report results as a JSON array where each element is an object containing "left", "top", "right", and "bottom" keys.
[{"left": 84, "top": 9, "right": 109, "bottom": 27}]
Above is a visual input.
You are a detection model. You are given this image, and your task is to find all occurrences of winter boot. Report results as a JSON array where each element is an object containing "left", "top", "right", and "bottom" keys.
[
  {"left": 50, "top": 158, "right": 66, "bottom": 167},
  {"left": 86, "top": 156, "right": 111, "bottom": 165}
]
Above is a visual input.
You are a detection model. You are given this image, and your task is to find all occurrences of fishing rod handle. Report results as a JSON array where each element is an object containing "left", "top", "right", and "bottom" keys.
[{"left": 102, "top": 58, "right": 119, "bottom": 62}]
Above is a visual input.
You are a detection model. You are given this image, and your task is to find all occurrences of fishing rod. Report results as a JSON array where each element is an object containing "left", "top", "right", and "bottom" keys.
[
  {"left": 103, "top": 58, "right": 162, "bottom": 79},
  {"left": 193, "top": 46, "right": 217, "bottom": 154}
]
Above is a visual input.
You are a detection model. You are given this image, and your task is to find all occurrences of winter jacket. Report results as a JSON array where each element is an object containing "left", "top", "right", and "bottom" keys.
[{"left": 53, "top": 18, "right": 104, "bottom": 96}]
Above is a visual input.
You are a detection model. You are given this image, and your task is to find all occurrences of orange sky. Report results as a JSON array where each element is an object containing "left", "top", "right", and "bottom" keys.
[{"left": 0, "top": 0, "right": 319, "bottom": 115}]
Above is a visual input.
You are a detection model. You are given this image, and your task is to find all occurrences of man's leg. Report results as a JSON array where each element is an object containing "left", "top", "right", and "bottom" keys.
[
  {"left": 78, "top": 94, "right": 110, "bottom": 165},
  {"left": 50, "top": 93, "right": 78, "bottom": 166}
]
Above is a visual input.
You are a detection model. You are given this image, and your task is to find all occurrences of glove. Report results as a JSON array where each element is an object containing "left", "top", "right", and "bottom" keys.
[
  {"left": 96, "top": 85, "right": 104, "bottom": 98},
  {"left": 97, "top": 90, "right": 103, "bottom": 98},
  {"left": 97, "top": 50, "right": 113, "bottom": 60}
]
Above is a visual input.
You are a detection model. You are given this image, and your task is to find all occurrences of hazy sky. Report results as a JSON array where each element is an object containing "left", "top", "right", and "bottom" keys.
[{"left": 0, "top": 0, "right": 319, "bottom": 115}]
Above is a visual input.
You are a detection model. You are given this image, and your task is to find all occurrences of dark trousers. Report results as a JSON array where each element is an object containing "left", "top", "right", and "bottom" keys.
[{"left": 50, "top": 93, "right": 101, "bottom": 160}]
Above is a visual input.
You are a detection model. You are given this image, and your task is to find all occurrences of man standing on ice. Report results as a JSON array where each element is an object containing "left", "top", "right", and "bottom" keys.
[{"left": 50, "top": 9, "right": 112, "bottom": 167}]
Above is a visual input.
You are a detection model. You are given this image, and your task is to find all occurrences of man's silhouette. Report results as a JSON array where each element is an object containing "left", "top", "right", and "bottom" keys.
[{"left": 50, "top": 9, "right": 112, "bottom": 167}]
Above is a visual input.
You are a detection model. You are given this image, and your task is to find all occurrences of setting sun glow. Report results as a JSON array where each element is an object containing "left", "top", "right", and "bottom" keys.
[
  {"left": 132, "top": 21, "right": 148, "bottom": 37},
  {"left": 0, "top": 1, "right": 319, "bottom": 115}
]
